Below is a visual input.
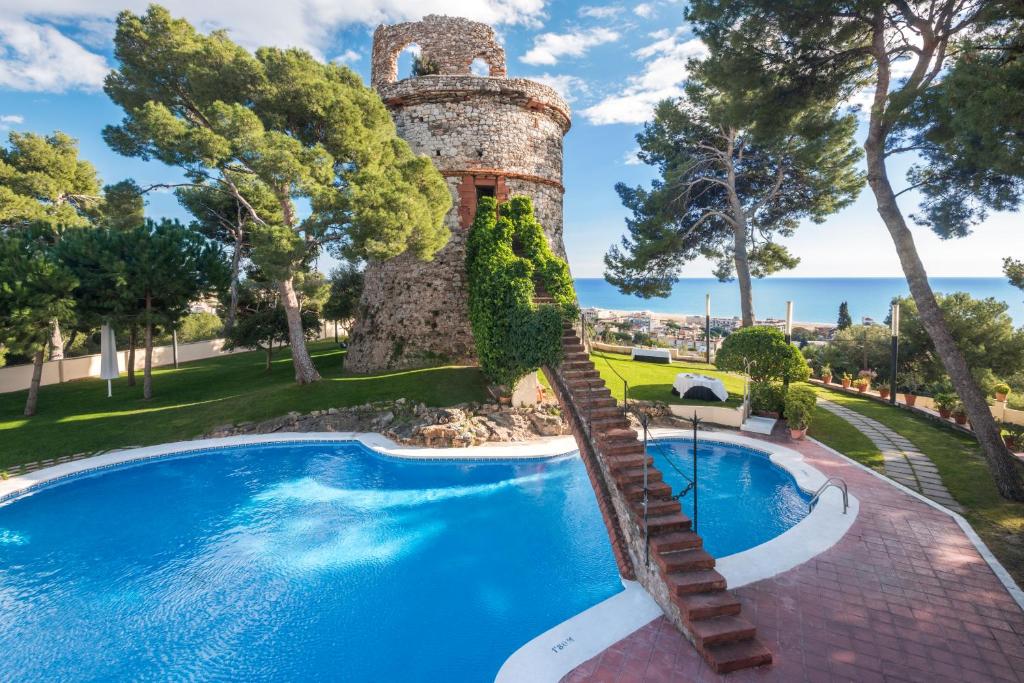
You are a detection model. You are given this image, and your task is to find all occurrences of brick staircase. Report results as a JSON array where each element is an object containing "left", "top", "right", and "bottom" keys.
[{"left": 543, "top": 313, "right": 772, "bottom": 674}]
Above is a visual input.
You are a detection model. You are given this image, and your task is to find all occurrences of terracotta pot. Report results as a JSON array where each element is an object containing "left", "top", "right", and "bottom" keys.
[
  {"left": 939, "top": 408, "right": 952, "bottom": 419},
  {"left": 904, "top": 394, "right": 917, "bottom": 406},
  {"left": 822, "top": 375, "right": 832, "bottom": 385},
  {"left": 841, "top": 379, "right": 851, "bottom": 389},
  {"left": 996, "top": 392, "right": 1008, "bottom": 402},
  {"left": 790, "top": 427, "right": 807, "bottom": 441},
  {"left": 857, "top": 385, "right": 868, "bottom": 393},
  {"left": 954, "top": 413, "right": 968, "bottom": 425},
  {"left": 879, "top": 389, "right": 890, "bottom": 399}
]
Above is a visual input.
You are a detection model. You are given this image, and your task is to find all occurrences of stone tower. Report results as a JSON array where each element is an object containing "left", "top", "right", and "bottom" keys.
[{"left": 345, "top": 15, "right": 571, "bottom": 373}]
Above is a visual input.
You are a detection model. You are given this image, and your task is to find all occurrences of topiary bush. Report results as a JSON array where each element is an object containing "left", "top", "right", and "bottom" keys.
[
  {"left": 750, "top": 380, "right": 787, "bottom": 414},
  {"left": 715, "top": 326, "right": 810, "bottom": 383},
  {"left": 784, "top": 384, "right": 817, "bottom": 430},
  {"left": 466, "top": 196, "right": 576, "bottom": 388}
]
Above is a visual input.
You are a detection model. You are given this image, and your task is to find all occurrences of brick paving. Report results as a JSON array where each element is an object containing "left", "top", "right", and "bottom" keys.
[
  {"left": 817, "top": 398, "right": 963, "bottom": 512},
  {"left": 562, "top": 434, "right": 1024, "bottom": 682}
]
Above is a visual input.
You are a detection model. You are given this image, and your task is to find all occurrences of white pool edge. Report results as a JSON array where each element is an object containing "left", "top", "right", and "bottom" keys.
[{"left": 0, "top": 430, "right": 859, "bottom": 683}]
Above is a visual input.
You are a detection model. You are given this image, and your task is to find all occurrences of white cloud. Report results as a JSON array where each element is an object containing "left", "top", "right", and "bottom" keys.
[
  {"left": 0, "top": 1, "right": 550, "bottom": 92},
  {"left": 581, "top": 32, "right": 707, "bottom": 125},
  {"left": 530, "top": 73, "right": 588, "bottom": 102},
  {"left": 521, "top": 27, "right": 620, "bottom": 66},
  {"left": 0, "top": 19, "right": 109, "bottom": 92},
  {"left": 633, "top": 3, "right": 655, "bottom": 18},
  {"left": 332, "top": 49, "right": 362, "bottom": 64},
  {"left": 578, "top": 5, "right": 622, "bottom": 19},
  {"left": 0, "top": 114, "right": 24, "bottom": 130},
  {"left": 623, "top": 147, "right": 642, "bottom": 165}
]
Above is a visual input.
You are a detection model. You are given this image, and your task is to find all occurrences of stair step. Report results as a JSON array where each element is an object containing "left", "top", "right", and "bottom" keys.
[
  {"left": 562, "top": 349, "right": 588, "bottom": 358},
  {"left": 621, "top": 480, "right": 673, "bottom": 502},
  {"left": 675, "top": 591, "right": 740, "bottom": 621},
  {"left": 563, "top": 368, "right": 601, "bottom": 379},
  {"left": 588, "top": 406, "right": 624, "bottom": 419},
  {"left": 600, "top": 439, "right": 643, "bottom": 456},
  {"left": 654, "top": 547, "right": 714, "bottom": 573},
  {"left": 703, "top": 639, "right": 772, "bottom": 674},
  {"left": 562, "top": 360, "right": 595, "bottom": 370},
  {"left": 649, "top": 530, "right": 702, "bottom": 553},
  {"left": 666, "top": 569, "right": 726, "bottom": 595},
  {"left": 590, "top": 416, "right": 630, "bottom": 431},
  {"left": 615, "top": 467, "right": 663, "bottom": 485},
  {"left": 596, "top": 427, "right": 639, "bottom": 444},
  {"left": 633, "top": 497, "right": 681, "bottom": 518},
  {"left": 605, "top": 453, "right": 653, "bottom": 471},
  {"left": 690, "top": 615, "right": 756, "bottom": 648},
  {"left": 576, "top": 396, "right": 618, "bottom": 410},
  {"left": 645, "top": 512, "right": 692, "bottom": 535}
]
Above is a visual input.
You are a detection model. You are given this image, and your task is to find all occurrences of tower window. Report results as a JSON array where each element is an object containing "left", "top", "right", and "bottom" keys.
[{"left": 476, "top": 185, "right": 496, "bottom": 203}]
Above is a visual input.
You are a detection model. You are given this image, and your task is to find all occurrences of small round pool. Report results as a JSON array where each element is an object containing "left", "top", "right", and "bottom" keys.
[
  {"left": 0, "top": 443, "right": 621, "bottom": 682},
  {"left": 648, "top": 438, "right": 812, "bottom": 557}
]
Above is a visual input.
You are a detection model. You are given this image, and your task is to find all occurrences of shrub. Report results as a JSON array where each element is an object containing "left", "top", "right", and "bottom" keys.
[
  {"left": 820, "top": 363, "right": 832, "bottom": 378},
  {"left": 176, "top": 311, "right": 222, "bottom": 343},
  {"left": 750, "top": 381, "right": 786, "bottom": 414},
  {"left": 933, "top": 392, "right": 958, "bottom": 412},
  {"left": 715, "top": 326, "right": 810, "bottom": 383},
  {"left": 784, "top": 384, "right": 817, "bottom": 430},
  {"left": 852, "top": 377, "right": 869, "bottom": 389},
  {"left": 466, "top": 196, "right": 575, "bottom": 388}
]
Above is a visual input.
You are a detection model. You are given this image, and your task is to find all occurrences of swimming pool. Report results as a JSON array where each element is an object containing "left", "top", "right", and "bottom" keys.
[
  {"left": 0, "top": 436, "right": 816, "bottom": 681},
  {"left": 0, "top": 442, "right": 621, "bottom": 682},
  {"left": 647, "top": 438, "right": 813, "bottom": 557}
]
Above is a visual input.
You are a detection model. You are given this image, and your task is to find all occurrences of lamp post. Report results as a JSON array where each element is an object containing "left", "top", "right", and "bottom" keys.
[
  {"left": 784, "top": 301, "right": 793, "bottom": 390},
  {"left": 890, "top": 303, "right": 900, "bottom": 405},
  {"left": 705, "top": 294, "right": 711, "bottom": 364}
]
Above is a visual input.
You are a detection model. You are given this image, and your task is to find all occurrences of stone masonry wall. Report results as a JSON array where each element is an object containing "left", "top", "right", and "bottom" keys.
[{"left": 346, "top": 16, "right": 571, "bottom": 374}]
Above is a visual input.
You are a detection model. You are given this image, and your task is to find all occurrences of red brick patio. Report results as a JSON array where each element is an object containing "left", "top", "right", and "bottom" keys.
[{"left": 563, "top": 434, "right": 1024, "bottom": 682}]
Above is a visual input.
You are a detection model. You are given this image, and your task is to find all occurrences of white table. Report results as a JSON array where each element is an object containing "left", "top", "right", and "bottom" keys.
[
  {"left": 631, "top": 347, "right": 672, "bottom": 364},
  {"left": 672, "top": 373, "right": 728, "bottom": 402}
]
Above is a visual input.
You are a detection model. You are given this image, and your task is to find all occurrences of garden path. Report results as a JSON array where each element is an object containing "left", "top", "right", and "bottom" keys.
[{"left": 817, "top": 398, "right": 963, "bottom": 513}]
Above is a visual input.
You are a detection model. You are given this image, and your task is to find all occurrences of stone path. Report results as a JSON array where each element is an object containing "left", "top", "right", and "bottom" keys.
[{"left": 817, "top": 398, "right": 963, "bottom": 513}]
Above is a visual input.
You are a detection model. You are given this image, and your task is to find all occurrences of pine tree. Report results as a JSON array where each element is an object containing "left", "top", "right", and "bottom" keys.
[
  {"left": 837, "top": 302, "right": 852, "bottom": 330},
  {"left": 102, "top": 5, "right": 450, "bottom": 385},
  {"left": 0, "top": 232, "right": 77, "bottom": 416}
]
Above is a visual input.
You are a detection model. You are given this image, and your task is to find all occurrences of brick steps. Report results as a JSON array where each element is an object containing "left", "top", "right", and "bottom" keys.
[{"left": 544, "top": 302, "right": 772, "bottom": 674}]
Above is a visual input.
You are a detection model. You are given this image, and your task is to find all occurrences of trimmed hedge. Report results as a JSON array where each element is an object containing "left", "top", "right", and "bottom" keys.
[{"left": 466, "top": 196, "right": 576, "bottom": 388}]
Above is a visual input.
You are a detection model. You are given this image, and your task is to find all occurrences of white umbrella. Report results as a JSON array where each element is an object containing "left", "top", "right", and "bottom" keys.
[{"left": 100, "top": 323, "right": 119, "bottom": 398}]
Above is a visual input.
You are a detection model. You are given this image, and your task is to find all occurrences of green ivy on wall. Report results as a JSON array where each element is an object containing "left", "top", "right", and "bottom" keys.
[{"left": 466, "top": 196, "right": 577, "bottom": 388}]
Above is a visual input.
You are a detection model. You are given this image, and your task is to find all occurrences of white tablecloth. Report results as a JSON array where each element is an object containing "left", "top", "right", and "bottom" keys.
[{"left": 672, "top": 373, "right": 728, "bottom": 402}]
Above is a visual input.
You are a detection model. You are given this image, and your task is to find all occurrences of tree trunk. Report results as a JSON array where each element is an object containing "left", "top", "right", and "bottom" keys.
[
  {"left": 127, "top": 328, "right": 137, "bottom": 386},
  {"left": 143, "top": 294, "right": 154, "bottom": 400},
  {"left": 24, "top": 349, "right": 44, "bottom": 417},
  {"left": 279, "top": 277, "right": 320, "bottom": 384},
  {"left": 224, "top": 234, "right": 243, "bottom": 335},
  {"left": 49, "top": 318, "right": 64, "bottom": 362},
  {"left": 64, "top": 329, "right": 78, "bottom": 357},
  {"left": 865, "top": 125, "right": 1024, "bottom": 500},
  {"left": 265, "top": 346, "right": 273, "bottom": 371},
  {"left": 732, "top": 223, "right": 755, "bottom": 327}
]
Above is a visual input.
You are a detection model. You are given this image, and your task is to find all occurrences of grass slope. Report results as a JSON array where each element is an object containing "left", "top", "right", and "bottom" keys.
[
  {"left": 812, "top": 385, "right": 1024, "bottom": 586},
  {"left": 0, "top": 341, "right": 488, "bottom": 470},
  {"left": 589, "top": 350, "right": 745, "bottom": 408}
]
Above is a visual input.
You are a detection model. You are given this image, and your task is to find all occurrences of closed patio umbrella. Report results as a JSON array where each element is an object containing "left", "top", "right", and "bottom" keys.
[{"left": 100, "top": 323, "right": 119, "bottom": 398}]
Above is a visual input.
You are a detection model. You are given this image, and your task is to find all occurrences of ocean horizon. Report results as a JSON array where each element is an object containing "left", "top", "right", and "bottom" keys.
[{"left": 575, "top": 277, "right": 1024, "bottom": 326}]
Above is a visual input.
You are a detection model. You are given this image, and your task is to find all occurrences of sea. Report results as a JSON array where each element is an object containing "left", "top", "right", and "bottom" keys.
[{"left": 575, "top": 277, "right": 1024, "bottom": 326}]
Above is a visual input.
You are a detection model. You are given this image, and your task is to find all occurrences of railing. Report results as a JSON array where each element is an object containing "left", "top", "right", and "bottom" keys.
[{"left": 809, "top": 477, "right": 849, "bottom": 514}]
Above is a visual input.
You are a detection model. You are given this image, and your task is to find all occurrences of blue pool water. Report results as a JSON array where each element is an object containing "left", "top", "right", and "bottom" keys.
[
  {"left": 648, "top": 439, "right": 813, "bottom": 557},
  {"left": 0, "top": 443, "right": 621, "bottom": 682},
  {"left": 0, "top": 439, "right": 812, "bottom": 681}
]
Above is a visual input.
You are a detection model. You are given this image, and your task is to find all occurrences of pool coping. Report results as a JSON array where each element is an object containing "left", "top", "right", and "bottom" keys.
[{"left": 0, "top": 430, "right": 857, "bottom": 683}]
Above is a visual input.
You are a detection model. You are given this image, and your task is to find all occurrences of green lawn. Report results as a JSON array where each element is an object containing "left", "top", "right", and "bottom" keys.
[
  {"left": 0, "top": 341, "right": 488, "bottom": 470},
  {"left": 811, "top": 384, "right": 1024, "bottom": 586},
  {"left": 589, "top": 350, "right": 745, "bottom": 408}
]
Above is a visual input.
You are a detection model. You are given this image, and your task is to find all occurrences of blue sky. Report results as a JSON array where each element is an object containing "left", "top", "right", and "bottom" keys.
[{"left": 0, "top": 0, "right": 1017, "bottom": 279}]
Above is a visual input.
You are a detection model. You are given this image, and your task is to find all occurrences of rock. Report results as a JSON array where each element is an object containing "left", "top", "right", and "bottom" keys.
[
  {"left": 529, "top": 412, "right": 563, "bottom": 436},
  {"left": 327, "top": 408, "right": 338, "bottom": 415}
]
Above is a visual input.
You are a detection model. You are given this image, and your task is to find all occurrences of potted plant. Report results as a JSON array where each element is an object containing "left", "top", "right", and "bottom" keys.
[
  {"left": 877, "top": 382, "right": 891, "bottom": 400},
  {"left": 994, "top": 382, "right": 1011, "bottom": 403},
  {"left": 841, "top": 372, "right": 852, "bottom": 389},
  {"left": 853, "top": 377, "right": 870, "bottom": 393},
  {"left": 784, "top": 385, "right": 816, "bottom": 440},
  {"left": 821, "top": 364, "right": 833, "bottom": 385},
  {"left": 897, "top": 366, "right": 923, "bottom": 407},
  {"left": 934, "top": 392, "right": 957, "bottom": 419},
  {"left": 952, "top": 402, "right": 968, "bottom": 425}
]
